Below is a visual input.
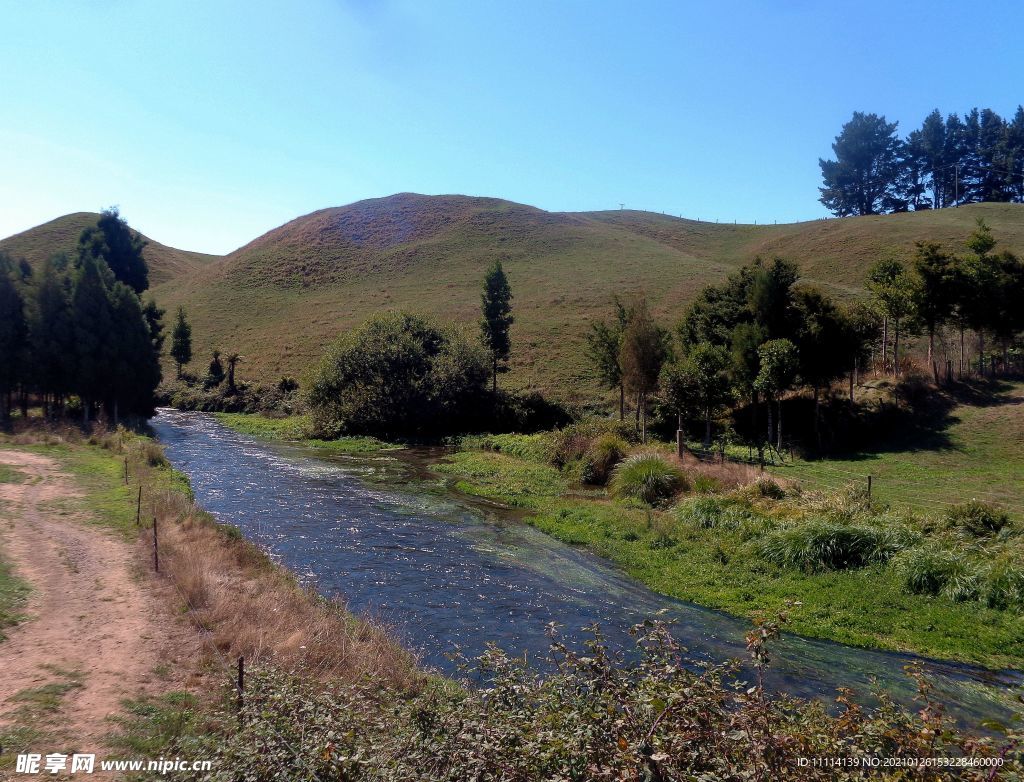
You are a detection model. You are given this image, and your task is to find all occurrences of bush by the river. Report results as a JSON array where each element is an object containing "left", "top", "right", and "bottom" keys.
[
  {"left": 307, "top": 312, "right": 569, "bottom": 438},
  {"left": 609, "top": 452, "right": 687, "bottom": 505}
]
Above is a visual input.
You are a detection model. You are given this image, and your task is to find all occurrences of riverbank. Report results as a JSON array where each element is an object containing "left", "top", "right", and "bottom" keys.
[
  {"left": 213, "top": 412, "right": 401, "bottom": 453},
  {"left": 436, "top": 445, "right": 1024, "bottom": 669},
  {"left": 2, "top": 420, "right": 1019, "bottom": 779},
  {"left": 209, "top": 411, "right": 1024, "bottom": 669},
  {"left": 0, "top": 425, "right": 416, "bottom": 773}
]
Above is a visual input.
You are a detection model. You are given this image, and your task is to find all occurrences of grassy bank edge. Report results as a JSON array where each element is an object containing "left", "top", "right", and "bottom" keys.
[
  {"left": 212, "top": 412, "right": 403, "bottom": 453},
  {"left": 0, "top": 425, "right": 421, "bottom": 763},
  {"left": 434, "top": 447, "right": 1024, "bottom": 671}
]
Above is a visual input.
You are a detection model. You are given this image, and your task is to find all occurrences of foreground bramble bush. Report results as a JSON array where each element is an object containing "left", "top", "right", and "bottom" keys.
[{"left": 171, "top": 622, "right": 1021, "bottom": 782}]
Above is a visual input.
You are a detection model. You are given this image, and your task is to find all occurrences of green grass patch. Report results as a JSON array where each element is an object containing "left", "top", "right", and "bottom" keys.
[
  {"left": 215, "top": 412, "right": 401, "bottom": 453},
  {"left": 770, "top": 382, "right": 1024, "bottom": 521},
  {"left": 0, "top": 667, "right": 84, "bottom": 767},
  {"left": 0, "top": 545, "right": 30, "bottom": 641},
  {"left": 438, "top": 444, "right": 1024, "bottom": 669},
  {"left": 0, "top": 463, "right": 27, "bottom": 484}
]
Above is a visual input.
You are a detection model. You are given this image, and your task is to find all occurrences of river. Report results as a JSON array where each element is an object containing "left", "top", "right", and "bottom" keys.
[{"left": 151, "top": 409, "right": 1020, "bottom": 728}]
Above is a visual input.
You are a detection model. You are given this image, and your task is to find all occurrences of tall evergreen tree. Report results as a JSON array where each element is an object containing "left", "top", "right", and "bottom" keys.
[
  {"left": 109, "top": 282, "right": 161, "bottom": 422},
  {"left": 1007, "top": 106, "right": 1024, "bottom": 203},
  {"left": 29, "top": 257, "right": 76, "bottom": 414},
  {"left": 918, "top": 109, "right": 949, "bottom": 208},
  {"left": 0, "top": 254, "right": 28, "bottom": 421},
  {"left": 70, "top": 255, "right": 115, "bottom": 423},
  {"left": 480, "top": 260, "right": 513, "bottom": 393},
  {"left": 819, "top": 112, "right": 902, "bottom": 216},
  {"left": 77, "top": 207, "right": 149, "bottom": 293},
  {"left": 911, "top": 242, "right": 955, "bottom": 373},
  {"left": 170, "top": 306, "right": 193, "bottom": 377}
]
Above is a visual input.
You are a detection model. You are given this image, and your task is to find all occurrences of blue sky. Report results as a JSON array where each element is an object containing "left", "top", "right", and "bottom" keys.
[{"left": 2, "top": 1, "right": 1022, "bottom": 254}]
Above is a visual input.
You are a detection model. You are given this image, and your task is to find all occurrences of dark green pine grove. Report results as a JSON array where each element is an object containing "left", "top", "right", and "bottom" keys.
[
  {"left": 820, "top": 106, "right": 1024, "bottom": 215},
  {"left": 0, "top": 208, "right": 163, "bottom": 424}
]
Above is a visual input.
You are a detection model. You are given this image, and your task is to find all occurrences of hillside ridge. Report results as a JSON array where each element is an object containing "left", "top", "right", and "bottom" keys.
[{"left": 5, "top": 197, "right": 1023, "bottom": 397}]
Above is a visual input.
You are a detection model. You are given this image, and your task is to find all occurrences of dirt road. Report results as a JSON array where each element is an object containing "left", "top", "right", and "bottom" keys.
[{"left": 0, "top": 449, "right": 199, "bottom": 760}]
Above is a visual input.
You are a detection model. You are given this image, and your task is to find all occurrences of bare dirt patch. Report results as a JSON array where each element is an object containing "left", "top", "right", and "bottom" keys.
[{"left": 0, "top": 449, "right": 201, "bottom": 759}]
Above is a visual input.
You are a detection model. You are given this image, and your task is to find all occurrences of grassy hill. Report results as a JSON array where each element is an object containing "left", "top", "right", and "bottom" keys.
[
  {"left": 0, "top": 212, "right": 219, "bottom": 287},
  {"left": 6, "top": 197, "right": 1024, "bottom": 399}
]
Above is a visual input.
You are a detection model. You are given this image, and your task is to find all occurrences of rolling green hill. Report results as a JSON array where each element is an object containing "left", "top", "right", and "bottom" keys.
[
  {"left": 0, "top": 212, "right": 219, "bottom": 287},
  {"left": 5, "top": 197, "right": 1024, "bottom": 399}
]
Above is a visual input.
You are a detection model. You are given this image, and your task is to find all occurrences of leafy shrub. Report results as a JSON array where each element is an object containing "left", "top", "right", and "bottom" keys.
[
  {"left": 984, "top": 561, "right": 1024, "bottom": 611},
  {"left": 609, "top": 453, "right": 687, "bottom": 505},
  {"left": 307, "top": 313, "right": 491, "bottom": 437},
  {"left": 945, "top": 500, "right": 1011, "bottom": 537},
  {"left": 761, "top": 521, "right": 916, "bottom": 571},
  {"left": 580, "top": 433, "right": 630, "bottom": 485},
  {"left": 894, "top": 545, "right": 982, "bottom": 601},
  {"left": 549, "top": 419, "right": 636, "bottom": 468}
]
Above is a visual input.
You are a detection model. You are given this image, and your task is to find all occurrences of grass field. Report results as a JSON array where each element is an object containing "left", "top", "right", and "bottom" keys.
[
  {"left": 770, "top": 381, "right": 1024, "bottom": 521},
  {"left": 435, "top": 428, "right": 1024, "bottom": 669},
  {"left": 7, "top": 196, "right": 1023, "bottom": 402}
]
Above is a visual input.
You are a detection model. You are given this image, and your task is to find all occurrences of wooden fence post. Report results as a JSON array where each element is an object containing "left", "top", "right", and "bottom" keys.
[
  {"left": 135, "top": 486, "right": 142, "bottom": 526},
  {"left": 867, "top": 474, "right": 872, "bottom": 500},
  {"left": 237, "top": 656, "right": 245, "bottom": 717},
  {"left": 152, "top": 515, "right": 159, "bottom": 573}
]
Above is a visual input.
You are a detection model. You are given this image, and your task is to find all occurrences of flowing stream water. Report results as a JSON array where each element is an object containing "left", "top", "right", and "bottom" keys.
[{"left": 151, "top": 409, "right": 1020, "bottom": 728}]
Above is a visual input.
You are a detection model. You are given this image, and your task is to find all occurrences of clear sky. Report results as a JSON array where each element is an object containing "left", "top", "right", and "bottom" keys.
[{"left": 2, "top": 1, "right": 1022, "bottom": 255}]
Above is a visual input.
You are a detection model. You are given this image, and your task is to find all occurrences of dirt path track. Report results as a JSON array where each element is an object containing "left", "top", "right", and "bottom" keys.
[{"left": 0, "top": 449, "right": 198, "bottom": 758}]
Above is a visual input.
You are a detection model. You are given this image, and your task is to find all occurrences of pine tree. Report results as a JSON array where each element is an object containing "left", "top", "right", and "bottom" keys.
[
  {"left": 911, "top": 242, "right": 955, "bottom": 374},
  {"left": 71, "top": 255, "right": 115, "bottom": 423},
  {"left": 170, "top": 307, "right": 193, "bottom": 377},
  {"left": 77, "top": 207, "right": 150, "bottom": 293},
  {"left": 480, "top": 260, "right": 513, "bottom": 393},
  {"left": 0, "top": 254, "right": 28, "bottom": 421},
  {"left": 108, "top": 282, "right": 161, "bottom": 422},
  {"left": 819, "top": 112, "right": 902, "bottom": 216},
  {"left": 29, "top": 258, "right": 76, "bottom": 414}
]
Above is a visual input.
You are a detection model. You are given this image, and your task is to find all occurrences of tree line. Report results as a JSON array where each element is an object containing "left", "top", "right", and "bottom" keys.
[
  {"left": 868, "top": 220, "right": 1024, "bottom": 379},
  {"left": 820, "top": 107, "right": 1024, "bottom": 216},
  {"left": 0, "top": 209, "right": 163, "bottom": 423},
  {"left": 586, "top": 222, "right": 1024, "bottom": 453}
]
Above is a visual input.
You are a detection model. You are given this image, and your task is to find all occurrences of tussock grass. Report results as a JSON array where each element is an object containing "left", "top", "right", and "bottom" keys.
[
  {"left": 761, "top": 521, "right": 917, "bottom": 572},
  {"left": 609, "top": 452, "right": 687, "bottom": 505}
]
